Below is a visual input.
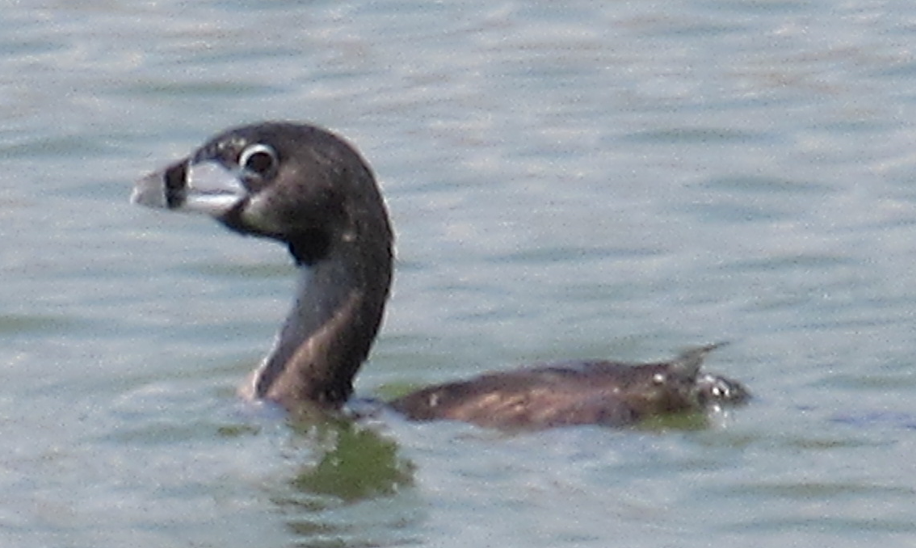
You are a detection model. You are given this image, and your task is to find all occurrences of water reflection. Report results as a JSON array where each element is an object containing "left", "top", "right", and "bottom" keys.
[
  {"left": 270, "top": 413, "right": 418, "bottom": 546},
  {"left": 286, "top": 414, "right": 414, "bottom": 502}
]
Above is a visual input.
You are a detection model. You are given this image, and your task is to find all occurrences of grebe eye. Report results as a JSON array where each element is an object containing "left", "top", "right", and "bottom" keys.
[{"left": 239, "top": 143, "right": 278, "bottom": 177}]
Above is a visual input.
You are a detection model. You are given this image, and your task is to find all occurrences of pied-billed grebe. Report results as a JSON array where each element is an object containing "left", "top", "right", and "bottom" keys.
[{"left": 131, "top": 122, "right": 748, "bottom": 429}]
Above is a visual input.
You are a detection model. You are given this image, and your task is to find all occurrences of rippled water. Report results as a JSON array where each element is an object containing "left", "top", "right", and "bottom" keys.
[{"left": 3, "top": 1, "right": 916, "bottom": 546}]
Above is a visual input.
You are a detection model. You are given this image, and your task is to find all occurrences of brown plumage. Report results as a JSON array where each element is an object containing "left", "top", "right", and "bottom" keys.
[{"left": 132, "top": 122, "right": 748, "bottom": 429}]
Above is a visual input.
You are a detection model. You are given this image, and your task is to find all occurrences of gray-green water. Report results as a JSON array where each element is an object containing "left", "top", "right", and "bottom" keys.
[{"left": 4, "top": 1, "right": 916, "bottom": 546}]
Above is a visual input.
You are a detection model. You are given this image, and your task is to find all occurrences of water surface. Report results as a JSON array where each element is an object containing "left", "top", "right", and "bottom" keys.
[{"left": 3, "top": 1, "right": 916, "bottom": 546}]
